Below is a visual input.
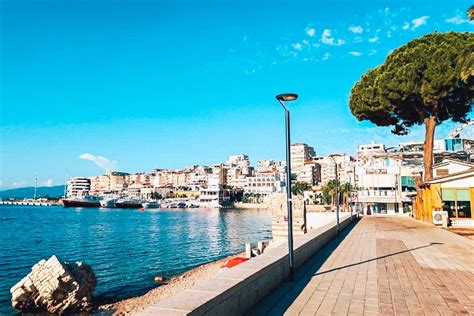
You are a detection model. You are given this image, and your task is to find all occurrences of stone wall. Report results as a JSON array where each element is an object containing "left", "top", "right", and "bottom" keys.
[{"left": 266, "top": 193, "right": 307, "bottom": 244}]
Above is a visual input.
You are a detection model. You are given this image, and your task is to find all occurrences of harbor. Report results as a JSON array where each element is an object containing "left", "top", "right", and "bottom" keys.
[{"left": 0, "top": 205, "right": 272, "bottom": 315}]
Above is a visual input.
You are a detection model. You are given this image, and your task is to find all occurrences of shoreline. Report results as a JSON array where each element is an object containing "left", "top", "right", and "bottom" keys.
[{"left": 96, "top": 252, "right": 245, "bottom": 315}]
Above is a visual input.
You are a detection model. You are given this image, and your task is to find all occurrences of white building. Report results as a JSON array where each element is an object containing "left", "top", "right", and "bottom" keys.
[
  {"left": 314, "top": 154, "right": 352, "bottom": 185},
  {"left": 67, "top": 177, "right": 91, "bottom": 197},
  {"left": 244, "top": 171, "right": 285, "bottom": 195},
  {"left": 226, "top": 154, "right": 251, "bottom": 175},
  {"left": 291, "top": 143, "right": 315, "bottom": 175},
  {"left": 357, "top": 143, "right": 386, "bottom": 156},
  {"left": 355, "top": 157, "right": 404, "bottom": 215}
]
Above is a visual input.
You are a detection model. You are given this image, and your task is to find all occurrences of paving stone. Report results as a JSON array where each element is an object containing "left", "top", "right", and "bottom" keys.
[{"left": 257, "top": 216, "right": 474, "bottom": 315}]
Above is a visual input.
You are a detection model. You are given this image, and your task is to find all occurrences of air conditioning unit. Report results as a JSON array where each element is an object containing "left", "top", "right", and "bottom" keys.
[{"left": 433, "top": 211, "right": 448, "bottom": 226}]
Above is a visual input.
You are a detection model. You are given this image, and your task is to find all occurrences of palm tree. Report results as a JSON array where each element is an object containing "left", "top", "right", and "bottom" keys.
[
  {"left": 322, "top": 179, "right": 338, "bottom": 206},
  {"left": 339, "top": 182, "right": 352, "bottom": 211},
  {"left": 468, "top": 5, "right": 474, "bottom": 20}
]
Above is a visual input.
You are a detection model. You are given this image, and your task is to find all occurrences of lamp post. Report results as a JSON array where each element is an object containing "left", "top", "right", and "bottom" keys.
[
  {"left": 276, "top": 93, "right": 298, "bottom": 282},
  {"left": 329, "top": 155, "right": 340, "bottom": 235}
]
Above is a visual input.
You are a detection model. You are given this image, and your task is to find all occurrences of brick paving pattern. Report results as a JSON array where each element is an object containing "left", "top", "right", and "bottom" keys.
[{"left": 255, "top": 216, "right": 474, "bottom": 316}]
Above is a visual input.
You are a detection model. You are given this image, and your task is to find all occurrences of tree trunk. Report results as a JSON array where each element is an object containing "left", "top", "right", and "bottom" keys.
[{"left": 423, "top": 116, "right": 436, "bottom": 181}]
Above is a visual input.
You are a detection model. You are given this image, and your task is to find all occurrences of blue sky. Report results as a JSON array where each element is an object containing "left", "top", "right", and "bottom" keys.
[{"left": 1, "top": 0, "right": 473, "bottom": 188}]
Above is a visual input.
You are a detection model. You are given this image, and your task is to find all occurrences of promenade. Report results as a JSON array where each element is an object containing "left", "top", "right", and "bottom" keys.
[{"left": 250, "top": 216, "right": 474, "bottom": 315}]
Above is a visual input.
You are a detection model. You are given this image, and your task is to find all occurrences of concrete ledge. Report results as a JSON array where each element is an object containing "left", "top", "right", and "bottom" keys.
[{"left": 137, "top": 214, "right": 356, "bottom": 316}]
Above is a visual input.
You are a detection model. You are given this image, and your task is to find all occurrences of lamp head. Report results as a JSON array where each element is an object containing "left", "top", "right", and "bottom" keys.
[{"left": 276, "top": 93, "right": 298, "bottom": 102}]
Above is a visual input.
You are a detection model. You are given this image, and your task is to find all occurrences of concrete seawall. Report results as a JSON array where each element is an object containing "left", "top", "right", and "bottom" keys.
[{"left": 137, "top": 213, "right": 356, "bottom": 315}]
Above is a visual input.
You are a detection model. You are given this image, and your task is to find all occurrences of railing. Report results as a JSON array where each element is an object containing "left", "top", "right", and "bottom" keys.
[{"left": 358, "top": 190, "right": 397, "bottom": 197}]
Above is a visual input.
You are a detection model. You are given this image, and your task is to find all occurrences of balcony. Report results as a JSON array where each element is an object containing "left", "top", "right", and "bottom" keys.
[{"left": 356, "top": 190, "right": 401, "bottom": 203}]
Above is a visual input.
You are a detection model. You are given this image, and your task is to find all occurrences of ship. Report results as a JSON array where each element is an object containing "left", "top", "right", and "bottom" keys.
[
  {"left": 142, "top": 201, "right": 160, "bottom": 209},
  {"left": 100, "top": 198, "right": 118, "bottom": 208},
  {"left": 62, "top": 196, "right": 102, "bottom": 208},
  {"left": 114, "top": 199, "right": 144, "bottom": 209}
]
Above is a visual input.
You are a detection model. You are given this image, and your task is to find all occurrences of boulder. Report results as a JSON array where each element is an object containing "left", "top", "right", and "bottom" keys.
[{"left": 10, "top": 255, "right": 96, "bottom": 314}]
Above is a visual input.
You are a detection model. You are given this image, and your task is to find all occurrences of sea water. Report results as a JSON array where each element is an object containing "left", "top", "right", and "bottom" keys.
[{"left": 0, "top": 206, "right": 272, "bottom": 314}]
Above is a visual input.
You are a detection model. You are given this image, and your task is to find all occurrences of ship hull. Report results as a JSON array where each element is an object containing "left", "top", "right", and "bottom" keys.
[
  {"left": 62, "top": 199, "right": 101, "bottom": 208},
  {"left": 115, "top": 202, "right": 143, "bottom": 209}
]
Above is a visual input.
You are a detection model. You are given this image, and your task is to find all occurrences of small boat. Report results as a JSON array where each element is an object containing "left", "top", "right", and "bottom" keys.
[
  {"left": 114, "top": 199, "right": 144, "bottom": 209},
  {"left": 219, "top": 257, "right": 249, "bottom": 273},
  {"left": 142, "top": 201, "right": 160, "bottom": 209},
  {"left": 177, "top": 202, "right": 186, "bottom": 209},
  {"left": 100, "top": 198, "right": 117, "bottom": 208}
]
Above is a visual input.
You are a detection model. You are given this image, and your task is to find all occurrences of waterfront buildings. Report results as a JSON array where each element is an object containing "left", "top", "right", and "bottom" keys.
[
  {"left": 291, "top": 143, "right": 315, "bottom": 175},
  {"left": 244, "top": 170, "right": 285, "bottom": 196},
  {"left": 67, "top": 177, "right": 91, "bottom": 197}
]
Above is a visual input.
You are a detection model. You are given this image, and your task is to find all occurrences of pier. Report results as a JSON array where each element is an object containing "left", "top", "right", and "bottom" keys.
[
  {"left": 0, "top": 201, "right": 54, "bottom": 206},
  {"left": 137, "top": 216, "right": 474, "bottom": 315}
]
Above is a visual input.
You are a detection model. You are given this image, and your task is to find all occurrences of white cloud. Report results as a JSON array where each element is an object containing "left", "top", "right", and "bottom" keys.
[
  {"left": 292, "top": 43, "right": 302, "bottom": 51},
  {"left": 305, "top": 26, "right": 316, "bottom": 37},
  {"left": 43, "top": 179, "right": 53, "bottom": 187},
  {"left": 369, "top": 36, "right": 379, "bottom": 43},
  {"left": 369, "top": 49, "right": 377, "bottom": 56},
  {"left": 323, "top": 52, "right": 331, "bottom": 60},
  {"left": 321, "top": 29, "right": 344, "bottom": 46},
  {"left": 445, "top": 15, "right": 474, "bottom": 25},
  {"left": 349, "top": 51, "right": 362, "bottom": 57},
  {"left": 411, "top": 16, "right": 429, "bottom": 30},
  {"left": 402, "top": 22, "right": 410, "bottom": 30},
  {"left": 0, "top": 180, "right": 3, "bottom": 187},
  {"left": 386, "top": 31, "right": 392, "bottom": 38},
  {"left": 79, "top": 153, "right": 117, "bottom": 173},
  {"left": 348, "top": 25, "right": 364, "bottom": 34},
  {"left": 302, "top": 39, "right": 309, "bottom": 45},
  {"left": 12, "top": 181, "right": 27, "bottom": 188}
]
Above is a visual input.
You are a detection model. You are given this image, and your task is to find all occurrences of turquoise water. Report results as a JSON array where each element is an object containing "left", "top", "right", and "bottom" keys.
[{"left": 0, "top": 206, "right": 272, "bottom": 314}]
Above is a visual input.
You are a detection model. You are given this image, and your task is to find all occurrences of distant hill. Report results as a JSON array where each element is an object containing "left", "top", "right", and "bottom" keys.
[{"left": 0, "top": 185, "right": 66, "bottom": 200}]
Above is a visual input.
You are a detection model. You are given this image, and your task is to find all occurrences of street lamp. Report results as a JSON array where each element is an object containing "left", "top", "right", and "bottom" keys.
[
  {"left": 328, "top": 154, "right": 340, "bottom": 235},
  {"left": 276, "top": 92, "right": 298, "bottom": 282}
]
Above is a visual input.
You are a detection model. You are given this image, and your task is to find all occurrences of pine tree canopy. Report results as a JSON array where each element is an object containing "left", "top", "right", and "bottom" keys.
[{"left": 349, "top": 32, "right": 473, "bottom": 135}]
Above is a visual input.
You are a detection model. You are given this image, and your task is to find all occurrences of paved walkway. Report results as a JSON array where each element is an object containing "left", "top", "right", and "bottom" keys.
[{"left": 249, "top": 216, "right": 474, "bottom": 315}]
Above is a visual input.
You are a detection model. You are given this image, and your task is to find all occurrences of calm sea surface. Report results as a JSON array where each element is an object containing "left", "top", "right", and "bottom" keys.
[{"left": 0, "top": 206, "right": 272, "bottom": 315}]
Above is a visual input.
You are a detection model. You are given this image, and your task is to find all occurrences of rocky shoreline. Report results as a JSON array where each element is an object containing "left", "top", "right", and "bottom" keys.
[{"left": 96, "top": 252, "right": 244, "bottom": 315}]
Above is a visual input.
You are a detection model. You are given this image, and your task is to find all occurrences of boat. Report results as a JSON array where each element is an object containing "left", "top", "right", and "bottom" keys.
[
  {"left": 62, "top": 196, "right": 101, "bottom": 208},
  {"left": 100, "top": 198, "right": 118, "bottom": 208},
  {"left": 177, "top": 202, "right": 186, "bottom": 209},
  {"left": 142, "top": 201, "right": 160, "bottom": 209},
  {"left": 219, "top": 257, "right": 249, "bottom": 273},
  {"left": 114, "top": 199, "right": 144, "bottom": 209}
]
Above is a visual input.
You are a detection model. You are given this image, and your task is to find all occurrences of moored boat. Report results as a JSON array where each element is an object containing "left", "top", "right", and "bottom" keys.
[
  {"left": 62, "top": 196, "right": 101, "bottom": 208},
  {"left": 142, "top": 201, "right": 160, "bottom": 209},
  {"left": 114, "top": 199, "right": 144, "bottom": 209},
  {"left": 100, "top": 198, "right": 117, "bottom": 208}
]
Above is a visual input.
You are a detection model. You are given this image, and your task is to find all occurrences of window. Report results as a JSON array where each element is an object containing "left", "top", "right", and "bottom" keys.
[{"left": 442, "top": 189, "right": 471, "bottom": 218}]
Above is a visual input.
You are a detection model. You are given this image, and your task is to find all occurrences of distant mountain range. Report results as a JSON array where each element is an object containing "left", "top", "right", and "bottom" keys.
[{"left": 0, "top": 185, "right": 66, "bottom": 199}]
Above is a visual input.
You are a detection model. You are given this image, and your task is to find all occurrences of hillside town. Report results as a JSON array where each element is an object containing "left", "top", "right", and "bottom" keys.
[{"left": 67, "top": 128, "right": 474, "bottom": 227}]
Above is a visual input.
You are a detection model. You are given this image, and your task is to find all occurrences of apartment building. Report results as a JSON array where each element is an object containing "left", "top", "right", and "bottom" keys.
[{"left": 244, "top": 171, "right": 285, "bottom": 196}]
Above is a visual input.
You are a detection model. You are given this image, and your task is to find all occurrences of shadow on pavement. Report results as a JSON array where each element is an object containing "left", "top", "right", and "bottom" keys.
[
  {"left": 247, "top": 218, "right": 359, "bottom": 316},
  {"left": 247, "top": 217, "right": 442, "bottom": 316}
]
